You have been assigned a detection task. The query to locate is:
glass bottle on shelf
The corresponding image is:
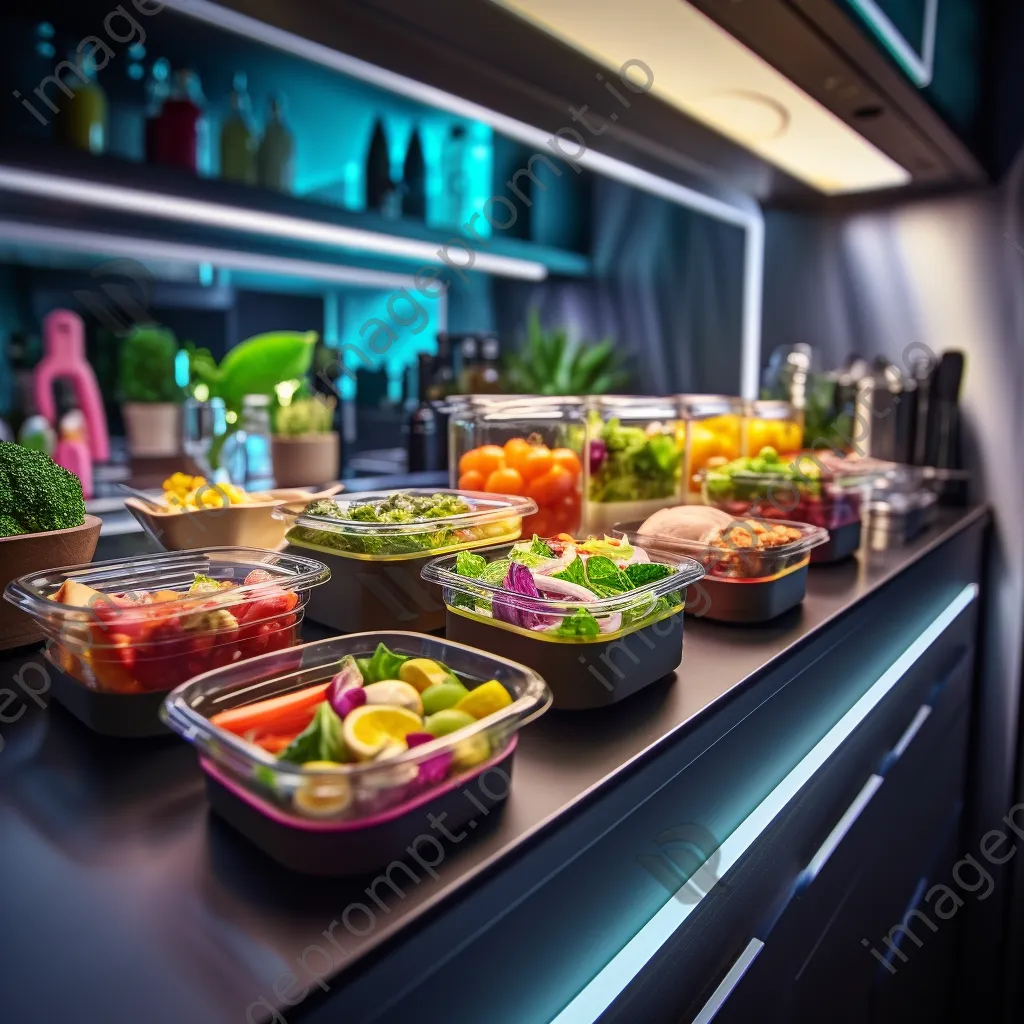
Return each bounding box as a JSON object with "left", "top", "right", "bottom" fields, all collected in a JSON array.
[
  {"left": 407, "top": 352, "right": 441, "bottom": 472},
  {"left": 144, "top": 59, "right": 171, "bottom": 164},
  {"left": 457, "top": 336, "right": 480, "bottom": 394},
  {"left": 402, "top": 126, "right": 427, "bottom": 220},
  {"left": 257, "top": 93, "right": 295, "bottom": 192},
  {"left": 440, "top": 125, "right": 469, "bottom": 228},
  {"left": 478, "top": 336, "right": 502, "bottom": 393},
  {"left": 53, "top": 50, "right": 107, "bottom": 155},
  {"left": 365, "top": 118, "right": 396, "bottom": 216},
  {"left": 153, "top": 68, "right": 205, "bottom": 173},
  {"left": 428, "top": 333, "right": 457, "bottom": 400},
  {"left": 220, "top": 71, "right": 257, "bottom": 184}
]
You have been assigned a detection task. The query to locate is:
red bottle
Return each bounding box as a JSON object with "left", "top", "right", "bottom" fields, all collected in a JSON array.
[{"left": 153, "top": 69, "right": 205, "bottom": 173}]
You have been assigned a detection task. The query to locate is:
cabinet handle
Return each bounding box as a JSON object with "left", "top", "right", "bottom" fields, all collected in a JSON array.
[
  {"left": 691, "top": 938, "right": 764, "bottom": 1024},
  {"left": 799, "top": 774, "right": 884, "bottom": 886},
  {"left": 887, "top": 704, "right": 932, "bottom": 765}
]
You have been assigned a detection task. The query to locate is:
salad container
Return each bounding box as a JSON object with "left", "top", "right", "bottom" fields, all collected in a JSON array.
[
  {"left": 700, "top": 448, "right": 883, "bottom": 563},
  {"left": 743, "top": 399, "right": 803, "bottom": 457},
  {"left": 679, "top": 395, "right": 745, "bottom": 499},
  {"left": 162, "top": 632, "right": 551, "bottom": 875},
  {"left": 3, "top": 547, "right": 329, "bottom": 737},
  {"left": 618, "top": 518, "right": 828, "bottom": 623},
  {"left": 279, "top": 490, "right": 536, "bottom": 634},
  {"left": 422, "top": 536, "right": 705, "bottom": 709},
  {"left": 450, "top": 396, "right": 585, "bottom": 538},
  {"left": 584, "top": 396, "right": 685, "bottom": 535}
]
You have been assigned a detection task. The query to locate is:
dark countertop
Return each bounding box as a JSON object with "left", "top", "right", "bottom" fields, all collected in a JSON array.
[{"left": 0, "top": 506, "right": 988, "bottom": 1024}]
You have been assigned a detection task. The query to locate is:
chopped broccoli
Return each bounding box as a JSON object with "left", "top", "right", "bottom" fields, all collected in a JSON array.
[{"left": 0, "top": 441, "right": 86, "bottom": 538}]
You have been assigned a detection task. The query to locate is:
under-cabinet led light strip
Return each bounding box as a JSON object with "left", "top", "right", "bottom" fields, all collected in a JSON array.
[
  {"left": 847, "top": 0, "right": 938, "bottom": 88},
  {"left": 0, "top": 167, "right": 549, "bottom": 282},
  {"left": 551, "top": 582, "right": 978, "bottom": 1023},
  {"left": 159, "top": 0, "right": 765, "bottom": 398},
  {"left": 0, "top": 220, "right": 424, "bottom": 291}
]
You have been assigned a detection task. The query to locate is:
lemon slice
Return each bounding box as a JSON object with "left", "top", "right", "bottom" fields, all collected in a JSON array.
[
  {"left": 454, "top": 680, "right": 513, "bottom": 721},
  {"left": 343, "top": 705, "right": 423, "bottom": 761},
  {"left": 399, "top": 658, "right": 452, "bottom": 693},
  {"left": 293, "top": 763, "right": 352, "bottom": 818}
]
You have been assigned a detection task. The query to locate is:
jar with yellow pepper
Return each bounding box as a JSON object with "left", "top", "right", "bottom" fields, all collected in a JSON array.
[
  {"left": 743, "top": 400, "right": 803, "bottom": 458},
  {"left": 678, "top": 395, "right": 745, "bottom": 500}
]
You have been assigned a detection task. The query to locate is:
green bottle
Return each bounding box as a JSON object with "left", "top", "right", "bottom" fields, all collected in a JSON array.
[
  {"left": 257, "top": 93, "right": 295, "bottom": 193},
  {"left": 219, "top": 71, "right": 256, "bottom": 184}
]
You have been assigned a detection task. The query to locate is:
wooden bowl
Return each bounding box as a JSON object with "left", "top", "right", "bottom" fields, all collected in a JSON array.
[
  {"left": 124, "top": 485, "right": 343, "bottom": 552},
  {"left": 0, "top": 515, "right": 102, "bottom": 651}
]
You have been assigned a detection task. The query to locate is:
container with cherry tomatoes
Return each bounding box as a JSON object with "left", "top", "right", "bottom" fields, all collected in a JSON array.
[
  {"left": 678, "top": 395, "right": 746, "bottom": 500},
  {"left": 583, "top": 396, "right": 686, "bottom": 534},
  {"left": 450, "top": 397, "right": 586, "bottom": 539}
]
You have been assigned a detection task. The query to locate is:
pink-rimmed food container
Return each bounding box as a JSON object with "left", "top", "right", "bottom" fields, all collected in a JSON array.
[{"left": 161, "top": 632, "right": 551, "bottom": 875}]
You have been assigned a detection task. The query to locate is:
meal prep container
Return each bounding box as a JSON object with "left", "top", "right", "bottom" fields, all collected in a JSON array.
[
  {"left": 449, "top": 396, "right": 585, "bottom": 538},
  {"left": 743, "top": 399, "right": 804, "bottom": 457},
  {"left": 161, "top": 632, "right": 552, "bottom": 875},
  {"left": 422, "top": 543, "right": 705, "bottom": 709},
  {"left": 279, "top": 490, "right": 536, "bottom": 634},
  {"left": 4, "top": 547, "right": 330, "bottom": 737},
  {"left": 700, "top": 456, "right": 880, "bottom": 563},
  {"left": 866, "top": 490, "right": 938, "bottom": 549},
  {"left": 617, "top": 519, "right": 828, "bottom": 623},
  {"left": 678, "top": 395, "right": 745, "bottom": 499},
  {"left": 584, "top": 396, "right": 685, "bottom": 535}
]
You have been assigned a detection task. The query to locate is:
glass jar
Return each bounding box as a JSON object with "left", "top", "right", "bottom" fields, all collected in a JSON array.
[
  {"left": 744, "top": 399, "right": 803, "bottom": 457},
  {"left": 448, "top": 396, "right": 585, "bottom": 538},
  {"left": 679, "top": 395, "right": 745, "bottom": 500},
  {"left": 584, "top": 396, "right": 685, "bottom": 534}
]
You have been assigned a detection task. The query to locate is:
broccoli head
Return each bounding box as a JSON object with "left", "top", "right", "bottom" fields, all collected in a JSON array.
[{"left": 0, "top": 441, "right": 86, "bottom": 538}]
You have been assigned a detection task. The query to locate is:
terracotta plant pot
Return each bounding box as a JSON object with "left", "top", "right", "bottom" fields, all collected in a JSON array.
[
  {"left": 0, "top": 516, "right": 102, "bottom": 651},
  {"left": 122, "top": 402, "right": 181, "bottom": 457},
  {"left": 271, "top": 433, "right": 340, "bottom": 489}
]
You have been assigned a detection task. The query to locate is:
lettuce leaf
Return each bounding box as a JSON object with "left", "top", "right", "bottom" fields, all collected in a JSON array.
[
  {"left": 277, "top": 702, "right": 346, "bottom": 764},
  {"left": 455, "top": 550, "right": 487, "bottom": 578},
  {"left": 363, "top": 642, "right": 410, "bottom": 683},
  {"left": 553, "top": 556, "right": 587, "bottom": 588},
  {"left": 624, "top": 562, "right": 674, "bottom": 588},
  {"left": 554, "top": 608, "right": 601, "bottom": 637},
  {"left": 584, "top": 555, "right": 632, "bottom": 594}
]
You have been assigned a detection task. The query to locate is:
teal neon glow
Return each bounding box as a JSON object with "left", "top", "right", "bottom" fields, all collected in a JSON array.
[
  {"left": 550, "top": 582, "right": 978, "bottom": 1023},
  {"left": 847, "top": 0, "right": 937, "bottom": 88}
]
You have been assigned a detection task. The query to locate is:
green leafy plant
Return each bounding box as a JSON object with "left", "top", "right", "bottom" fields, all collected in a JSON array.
[
  {"left": 274, "top": 393, "right": 337, "bottom": 436},
  {"left": 505, "top": 309, "right": 629, "bottom": 396},
  {"left": 119, "top": 326, "right": 184, "bottom": 404}
]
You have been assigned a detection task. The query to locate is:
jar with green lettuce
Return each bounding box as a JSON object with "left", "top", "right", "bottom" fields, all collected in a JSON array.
[{"left": 583, "top": 397, "right": 684, "bottom": 534}]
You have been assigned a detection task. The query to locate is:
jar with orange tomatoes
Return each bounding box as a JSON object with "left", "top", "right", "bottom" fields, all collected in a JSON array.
[
  {"left": 743, "top": 400, "right": 803, "bottom": 458},
  {"left": 450, "top": 397, "right": 586, "bottom": 538},
  {"left": 583, "top": 396, "right": 685, "bottom": 534},
  {"left": 679, "top": 395, "right": 745, "bottom": 502}
]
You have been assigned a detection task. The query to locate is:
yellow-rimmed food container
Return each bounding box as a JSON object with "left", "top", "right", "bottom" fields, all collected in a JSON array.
[
  {"left": 743, "top": 399, "right": 803, "bottom": 457},
  {"left": 278, "top": 489, "right": 536, "bottom": 633},
  {"left": 421, "top": 534, "right": 704, "bottom": 709}
]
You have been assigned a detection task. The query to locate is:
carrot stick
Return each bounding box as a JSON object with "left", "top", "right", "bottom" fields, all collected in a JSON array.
[
  {"left": 211, "top": 681, "right": 330, "bottom": 735},
  {"left": 254, "top": 734, "right": 298, "bottom": 754}
]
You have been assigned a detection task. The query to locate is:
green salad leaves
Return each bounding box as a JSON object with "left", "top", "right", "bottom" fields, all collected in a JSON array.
[{"left": 588, "top": 416, "right": 682, "bottom": 504}]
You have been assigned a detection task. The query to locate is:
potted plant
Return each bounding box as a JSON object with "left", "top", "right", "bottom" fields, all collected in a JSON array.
[
  {"left": 271, "top": 389, "right": 339, "bottom": 488},
  {"left": 119, "top": 326, "right": 184, "bottom": 456}
]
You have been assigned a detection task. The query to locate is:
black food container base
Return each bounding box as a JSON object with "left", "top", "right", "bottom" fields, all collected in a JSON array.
[
  {"left": 201, "top": 744, "right": 517, "bottom": 876},
  {"left": 445, "top": 611, "right": 684, "bottom": 710},
  {"left": 292, "top": 547, "right": 446, "bottom": 634},
  {"left": 809, "top": 520, "right": 861, "bottom": 564},
  {"left": 688, "top": 565, "right": 809, "bottom": 624}
]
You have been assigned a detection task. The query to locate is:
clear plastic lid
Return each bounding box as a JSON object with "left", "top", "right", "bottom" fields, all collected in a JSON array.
[
  {"left": 588, "top": 394, "right": 680, "bottom": 422},
  {"left": 619, "top": 518, "right": 828, "bottom": 580},
  {"left": 422, "top": 538, "right": 705, "bottom": 639},
  {"left": 5, "top": 547, "right": 329, "bottom": 631},
  {"left": 161, "top": 632, "right": 552, "bottom": 824},
  {"left": 277, "top": 489, "right": 537, "bottom": 561},
  {"left": 678, "top": 394, "right": 745, "bottom": 420},
  {"left": 746, "top": 399, "right": 798, "bottom": 421}
]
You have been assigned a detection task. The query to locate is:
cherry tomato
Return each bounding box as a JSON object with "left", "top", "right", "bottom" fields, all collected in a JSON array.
[
  {"left": 521, "top": 446, "right": 553, "bottom": 481},
  {"left": 467, "top": 445, "right": 506, "bottom": 477},
  {"left": 502, "top": 437, "right": 533, "bottom": 474},
  {"left": 485, "top": 467, "right": 525, "bottom": 495},
  {"left": 458, "top": 470, "right": 486, "bottom": 491},
  {"left": 550, "top": 447, "right": 581, "bottom": 478},
  {"left": 530, "top": 464, "right": 574, "bottom": 505}
]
